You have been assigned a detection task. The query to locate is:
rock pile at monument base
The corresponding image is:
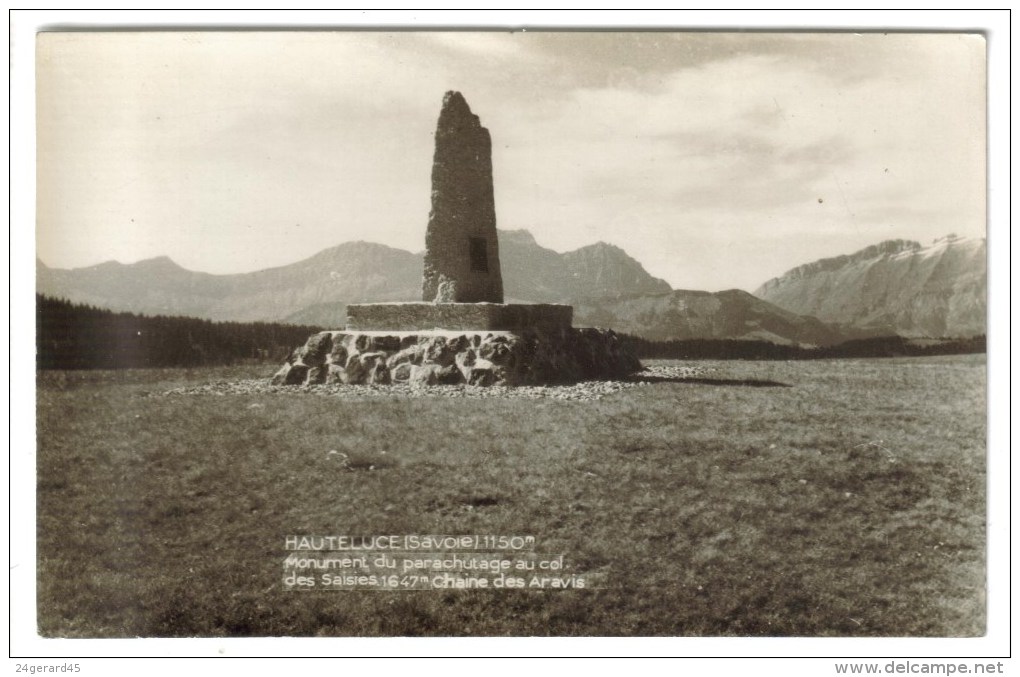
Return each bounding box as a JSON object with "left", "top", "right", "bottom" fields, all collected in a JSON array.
[{"left": 271, "top": 328, "right": 641, "bottom": 387}]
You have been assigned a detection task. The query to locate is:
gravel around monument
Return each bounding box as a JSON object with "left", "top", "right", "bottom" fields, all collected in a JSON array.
[{"left": 159, "top": 363, "right": 708, "bottom": 401}]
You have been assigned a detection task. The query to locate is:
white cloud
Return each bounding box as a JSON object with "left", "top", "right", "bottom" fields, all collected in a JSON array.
[
  {"left": 490, "top": 41, "right": 985, "bottom": 289},
  {"left": 36, "top": 32, "right": 986, "bottom": 291}
]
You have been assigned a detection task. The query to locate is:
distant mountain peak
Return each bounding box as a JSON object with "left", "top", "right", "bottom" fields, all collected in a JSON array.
[
  {"left": 68, "top": 255, "right": 186, "bottom": 273},
  {"left": 498, "top": 229, "right": 538, "bottom": 246},
  {"left": 133, "top": 255, "right": 183, "bottom": 269},
  {"left": 928, "top": 233, "right": 982, "bottom": 248},
  {"left": 929, "top": 233, "right": 983, "bottom": 246},
  {"left": 755, "top": 235, "right": 986, "bottom": 338},
  {"left": 314, "top": 240, "right": 412, "bottom": 257},
  {"left": 574, "top": 240, "right": 624, "bottom": 253},
  {"left": 561, "top": 241, "right": 672, "bottom": 299},
  {"left": 773, "top": 240, "right": 921, "bottom": 281}
]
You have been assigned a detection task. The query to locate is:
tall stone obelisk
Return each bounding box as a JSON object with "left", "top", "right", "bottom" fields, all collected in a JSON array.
[
  {"left": 421, "top": 91, "right": 504, "bottom": 304},
  {"left": 273, "top": 89, "right": 641, "bottom": 387}
]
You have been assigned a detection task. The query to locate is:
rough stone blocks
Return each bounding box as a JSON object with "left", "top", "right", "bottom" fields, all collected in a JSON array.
[{"left": 271, "top": 328, "right": 641, "bottom": 387}]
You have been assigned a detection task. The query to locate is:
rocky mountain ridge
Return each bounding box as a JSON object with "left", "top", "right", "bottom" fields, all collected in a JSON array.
[{"left": 754, "top": 235, "right": 985, "bottom": 337}]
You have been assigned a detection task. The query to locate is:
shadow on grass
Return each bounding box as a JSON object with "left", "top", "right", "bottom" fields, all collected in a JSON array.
[{"left": 632, "top": 375, "right": 792, "bottom": 388}]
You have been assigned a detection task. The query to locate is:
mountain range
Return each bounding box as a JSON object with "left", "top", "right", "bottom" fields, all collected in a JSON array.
[
  {"left": 37, "top": 230, "right": 986, "bottom": 346},
  {"left": 755, "top": 235, "right": 986, "bottom": 338}
]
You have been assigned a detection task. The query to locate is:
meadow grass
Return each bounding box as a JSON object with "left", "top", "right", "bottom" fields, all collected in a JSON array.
[{"left": 36, "top": 356, "right": 986, "bottom": 637}]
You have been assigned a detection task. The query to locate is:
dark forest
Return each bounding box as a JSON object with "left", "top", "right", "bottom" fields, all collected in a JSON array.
[{"left": 36, "top": 295, "right": 322, "bottom": 370}]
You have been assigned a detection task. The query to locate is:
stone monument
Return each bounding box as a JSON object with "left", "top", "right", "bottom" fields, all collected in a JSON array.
[
  {"left": 272, "top": 91, "right": 640, "bottom": 387},
  {"left": 422, "top": 91, "right": 503, "bottom": 304}
]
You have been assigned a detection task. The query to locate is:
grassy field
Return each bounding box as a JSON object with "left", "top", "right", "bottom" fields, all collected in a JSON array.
[{"left": 36, "top": 356, "right": 986, "bottom": 637}]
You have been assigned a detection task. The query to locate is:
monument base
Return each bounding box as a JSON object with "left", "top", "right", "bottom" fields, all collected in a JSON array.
[
  {"left": 271, "top": 327, "right": 640, "bottom": 387},
  {"left": 345, "top": 302, "right": 572, "bottom": 332}
]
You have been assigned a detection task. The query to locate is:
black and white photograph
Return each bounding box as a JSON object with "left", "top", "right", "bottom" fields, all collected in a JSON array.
[{"left": 12, "top": 10, "right": 1009, "bottom": 667}]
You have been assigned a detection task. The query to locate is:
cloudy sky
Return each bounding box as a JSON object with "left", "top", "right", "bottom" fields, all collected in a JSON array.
[{"left": 35, "top": 30, "right": 986, "bottom": 291}]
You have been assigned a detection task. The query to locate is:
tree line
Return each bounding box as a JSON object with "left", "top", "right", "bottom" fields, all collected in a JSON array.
[
  {"left": 621, "top": 334, "right": 986, "bottom": 360},
  {"left": 36, "top": 294, "right": 985, "bottom": 370},
  {"left": 37, "top": 295, "right": 322, "bottom": 370}
]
